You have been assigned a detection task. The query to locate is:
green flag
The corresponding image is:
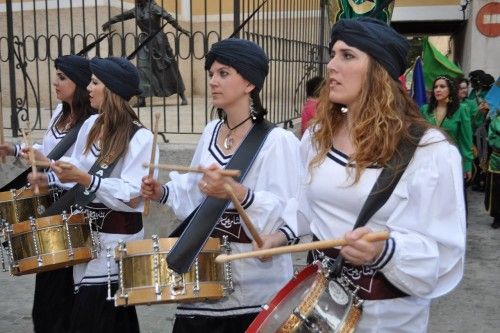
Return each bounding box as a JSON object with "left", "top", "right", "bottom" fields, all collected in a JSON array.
[{"left": 422, "top": 37, "right": 463, "bottom": 90}]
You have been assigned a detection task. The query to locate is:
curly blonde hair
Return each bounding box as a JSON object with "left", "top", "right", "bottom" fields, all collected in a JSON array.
[{"left": 310, "top": 58, "right": 430, "bottom": 183}]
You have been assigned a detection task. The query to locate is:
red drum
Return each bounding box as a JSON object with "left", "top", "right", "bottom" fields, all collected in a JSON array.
[{"left": 247, "top": 262, "right": 362, "bottom": 333}]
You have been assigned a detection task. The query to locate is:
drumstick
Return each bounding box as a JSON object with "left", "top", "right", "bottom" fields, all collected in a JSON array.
[
  {"left": 215, "top": 230, "right": 390, "bottom": 263},
  {"left": 0, "top": 89, "right": 5, "bottom": 163},
  {"left": 224, "top": 183, "right": 263, "bottom": 247},
  {"left": 22, "top": 125, "right": 39, "bottom": 195},
  {"left": 143, "top": 163, "right": 241, "bottom": 178},
  {"left": 144, "top": 112, "right": 160, "bottom": 216},
  {"left": 34, "top": 160, "right": 73, "bottom": 170}
]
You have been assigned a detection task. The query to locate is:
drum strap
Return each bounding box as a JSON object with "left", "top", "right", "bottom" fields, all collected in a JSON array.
[
  {"left": 330, "top": 124, "right": 426, "bottom": 278},
  {"left": 167, "top": 120, "right": 275, "bottom": 274},
  {"left": 41, "top": 123, "right": 142, "bottom": 217},
  {"left": 0, "top": 118, "right": 87, "bottom": 191}
]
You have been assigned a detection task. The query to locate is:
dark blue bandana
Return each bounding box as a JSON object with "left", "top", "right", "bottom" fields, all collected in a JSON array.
[
  {"left": 205, "top": 38, "right": 269, "bottom": 92},
  {"left": 330, "top": 17, "right": 409, "bottom": 80},
  {"left": 89, "top": 57, "right": 142, "bottom": 101}
]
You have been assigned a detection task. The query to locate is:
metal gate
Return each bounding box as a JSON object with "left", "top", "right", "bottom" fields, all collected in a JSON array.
[{"left": 0, "top": 0, "right": 329, "bottom": 140}]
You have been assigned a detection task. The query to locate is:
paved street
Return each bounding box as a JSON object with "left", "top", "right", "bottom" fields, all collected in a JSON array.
[{"left": 0, "top": 185, "right": 498, "bottom": 332}]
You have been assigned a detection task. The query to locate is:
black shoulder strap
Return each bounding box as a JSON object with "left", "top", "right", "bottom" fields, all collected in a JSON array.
[
  {"left": 42, "top": 123, "right": 142, "bottom": 217},
  {"left": 330, "top": 124, "right": 426, "bottom": 277},
  {"left": 0, "top": 120, "right": 87, "bottom": 191},
  {"left": 167, "top": 120, "right": 275, "bottom": 274}
]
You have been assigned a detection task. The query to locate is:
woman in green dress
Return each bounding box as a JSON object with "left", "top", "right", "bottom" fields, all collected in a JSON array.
[
  {"left": 421, "top": 75, "right": 473, "bottom": 181},
  {"left": 486, "top": 112, "right": 500, "bottom": 228}
]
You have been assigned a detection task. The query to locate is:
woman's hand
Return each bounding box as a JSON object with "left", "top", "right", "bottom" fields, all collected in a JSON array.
[
  {"left": 0, "top": 143, "right": 15, "bottom": 157},
  {"left": 464, "top": 171, "right": 472, "bottom": 182},
  {"left": 19, "top": 147, "right": 49, "bottom": 165},
  {"left": 27, "top": 172, "right": 49, "bottom": 188},
  {"left": 198, "top": 164, "right": 247, "bottom": 200},
  {"left": 140, "top": 176, "right": 163, "bottom": 202},
  {"left": 51, "top": 161, "right": 91, "bottom": 186},
  {"left": 478, "top": 101, "right": 490, "bottom": 114},
  {"left": 340, "top": 227, "right": 386, "bottom": 266},
  {"left": 252, "top": 231, "right": 288, "bottom": 262}
]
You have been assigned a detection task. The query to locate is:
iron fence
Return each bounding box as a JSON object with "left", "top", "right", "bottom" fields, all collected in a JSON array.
[{"left": 0, "top": 0, "right": 329, "bottom": 139}]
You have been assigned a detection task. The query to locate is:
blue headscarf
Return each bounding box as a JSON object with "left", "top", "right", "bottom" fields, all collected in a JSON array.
[
  {"left": 205, "top": 38, "right": 269, "bottom": 92},
  {"left": 330, "top": 17, "right": 409, "bottom": 80},
  {"left": 55, "top": 55, "right": 92, "bottom": 89},
  {"left": 89, "top": 57, "right": 142, "bottom": 101}
]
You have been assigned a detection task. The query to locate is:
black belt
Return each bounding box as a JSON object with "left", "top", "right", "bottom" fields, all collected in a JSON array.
[
  {"left": 85, "top": 203, "right": 142, "bottom": 234},
  {"left": 309, "top": 235, "right": 408, "bottom": 301}
]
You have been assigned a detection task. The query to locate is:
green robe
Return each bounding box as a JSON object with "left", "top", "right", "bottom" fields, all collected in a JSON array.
[
  {"left": 488, "top": 114, "right": 500, "bottom": 172},
  {"left": 421, "top": 103, "right": 473, "bottom": 172},
  {"left": 462, "top": 98, "right": 484, "bottom": 134}
]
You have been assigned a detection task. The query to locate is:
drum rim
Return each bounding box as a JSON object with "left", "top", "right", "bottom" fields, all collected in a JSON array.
[
  {"left": 246, "top": 263, "right": 319, "bottom": 332},
  {"left": 0, "top": 186, "right": 50, "bottom": 201}
]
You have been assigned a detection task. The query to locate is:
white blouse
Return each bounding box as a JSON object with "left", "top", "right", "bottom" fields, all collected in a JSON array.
[
  {"left": 281, "top": 128, "right": 466, "bottom": 332},
  {"left": 163, "top": 119, "right": 301, "bottom": 316}
]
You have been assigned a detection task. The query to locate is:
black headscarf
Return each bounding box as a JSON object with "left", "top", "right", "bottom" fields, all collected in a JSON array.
[
  {"left": 89, "top": 57, "right": 142, "bottom": 101},
  {"left": 205, "top": 38, "right": 269, "bottom": 92},
  {"left": 330, "top": 17, "right": 409, "bottom": 80},
  {"left": 54, "top": 55, "right": 92, "bottom": 89}
]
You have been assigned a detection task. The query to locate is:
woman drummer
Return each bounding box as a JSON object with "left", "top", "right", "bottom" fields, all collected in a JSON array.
[
  {"left": 1, "top": 55, "right": 94, "bottom": 332},
  {"left": 140, "top": 38, "right": 301, "bottom": 332},
  {"left": 0, "top": 55, "right": 94, "bottom": 185},
  {"left": 261, "top": 17, "right": 466, "bottom": 332},
  {"left": 30, "top": 56, "right": 157, "bottom": 332}
]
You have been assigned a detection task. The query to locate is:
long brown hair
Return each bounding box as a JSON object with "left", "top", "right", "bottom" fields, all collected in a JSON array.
[
  {"left": 310, "top": 58, "right": 431, "bottom": 183},
  {"left": 56, "top": 85, "right": 95, "bottom": 131},
  {"left": 84, "top": 88, "right": 142, "bottom": 164}
]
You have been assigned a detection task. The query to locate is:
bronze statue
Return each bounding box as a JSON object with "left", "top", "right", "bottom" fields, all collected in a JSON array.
[{"left": 102, "top": 0, "right": 190, "bottom": 106}]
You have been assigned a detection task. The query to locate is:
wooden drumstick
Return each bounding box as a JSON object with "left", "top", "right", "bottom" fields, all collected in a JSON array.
[
  {"left": 143, "top": 163, "right": 241, "bottom": 178},
  {"left": 224, "top": 183, "right": 263, "bottom": 247},
  {"left": 22, "top": 125, "right": 39, "bottom": 195},
  {"left": 0, "top": 89, "right": 5, "bottom": 163},
  {"left": 215, "top": 230, "right": 390, "bottom": 263},
  {"left": 144, "top": 112, "right": 160, "bottom": 216},
  {"left": 34, "top": 160, "right": 72, "bottom": 170}
]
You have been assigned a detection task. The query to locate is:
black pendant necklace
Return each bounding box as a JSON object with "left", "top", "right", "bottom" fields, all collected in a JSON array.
[{"left": 223, "top": 116, "right": 252, "bottom": 150}]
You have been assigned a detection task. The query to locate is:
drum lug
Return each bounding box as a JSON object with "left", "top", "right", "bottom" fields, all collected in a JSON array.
[
  {"left": 10, "top": 189, "right": 20, "bottom": 224},
  {"left": 106, "top": 246, "right": 114, "bottom": 302},
  {"left": 193, "top": 257, "right": 200, "bottom": 295},
  {"left": 2, "top": 222, "right": 17, "bottom": 271},
  {"left": 62, "top": 211, "right": 75, "bottom": 258},
  {"left": 221, "top": 235, "right": 234, "bottom": 295},
  {"left": 0, "top": 221, "right": 7, "bottom": 272},
  {"left": 292, "top": 308, "right": 321, "bottom": 332},
  {"left": 338, "top": 274, "right": 364, "bottom": 308},
  {"left": 29, "top": 217, "right": 43, "bottom": 268},
  {"left": 152, "top": 235, "right": 163, "bottom": 299},
  {"left": 117, "top": 240, "right": 129, "bottom": 301},
  {"left": 87, "top": 215, "right": 100, "bottom": 258}
]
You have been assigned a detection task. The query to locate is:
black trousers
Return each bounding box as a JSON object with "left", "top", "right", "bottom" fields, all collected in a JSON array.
[
  {"left": 173, "top": 313, "right": 258, "bottom": 333},
  {"left": 485, "top": 171, "right": 500, "bottom": 219},
  {"left": 68, "top": 284, "right": 139, "bottom": 333},
  {"left": 32, "top": 267, "right": 74, "bottom": 333}
]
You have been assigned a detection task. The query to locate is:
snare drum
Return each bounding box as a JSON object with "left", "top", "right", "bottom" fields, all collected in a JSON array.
[
  {"left": 247, "top": 261, "right": 362, "bottom": 333},
  {"left": 111, "top": 235, "right": 233, "bottom": 307},
  {"left": 0, "top": 187, "right": 54, "bottom": 224},
  {"left": 3, "top": 212, "right": 96, "bottom": 275}
]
